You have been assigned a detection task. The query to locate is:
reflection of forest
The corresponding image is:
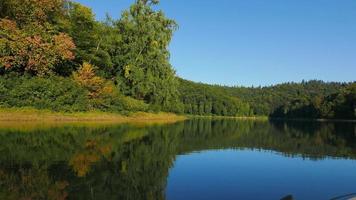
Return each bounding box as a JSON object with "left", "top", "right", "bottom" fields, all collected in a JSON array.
[
  {"left": 0, "top": 120, "right": 355, "bottom": 199},
  {"left": 179, "top": 120, "right": 356, "bottom": 159}
]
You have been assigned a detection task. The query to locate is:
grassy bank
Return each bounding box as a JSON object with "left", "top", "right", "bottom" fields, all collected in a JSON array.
[{"left": 0, "top": 108, "right": 186, "bottom": 123}]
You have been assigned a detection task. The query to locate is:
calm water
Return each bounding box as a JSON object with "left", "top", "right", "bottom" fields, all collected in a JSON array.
[{"left": 0, "top": 120, "right": 356, "bottom": 200}]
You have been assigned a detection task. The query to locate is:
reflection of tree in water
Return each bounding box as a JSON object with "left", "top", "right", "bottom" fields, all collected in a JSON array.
[
  {"left": 0, "top": 120, "right": 355, "bottom": 199},
  {"left": 267, "top": 120, "right": 356, "bottom": 159},
  {"left": 0, "top": 124, "right": 183, "bottom": 199},
  {"left": 179, "top": 119, "right": 356, "bottom": 159},
  {"left": 68, "top": 124, "right": 182, "bottom": 200},
  {"left": 69, "top": 138, "right": 112, "bottom": 177}
]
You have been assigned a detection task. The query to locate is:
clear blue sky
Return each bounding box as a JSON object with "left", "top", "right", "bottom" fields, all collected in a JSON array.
[{"left": 75, "top": 0, "right": 356, "bottom": 86}]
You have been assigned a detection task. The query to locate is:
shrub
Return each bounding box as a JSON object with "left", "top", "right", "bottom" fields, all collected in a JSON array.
[
  {"left": 0, "top": 76, "right": 89, "bottom": 111},
  {"left": 0, "top": 80, "right": 8, "bottom": 107},
  {"left": 0, "top": 72, "right": 150, "bottom": 113}
]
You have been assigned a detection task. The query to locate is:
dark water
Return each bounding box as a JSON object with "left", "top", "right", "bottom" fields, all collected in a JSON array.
[{"left": 0, "top": 120, "right": 356, "bottom": 200}]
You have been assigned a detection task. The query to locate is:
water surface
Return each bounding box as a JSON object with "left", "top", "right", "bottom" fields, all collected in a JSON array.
[{"left": 0, "top": 119, "right": 355, "bottom": 200}]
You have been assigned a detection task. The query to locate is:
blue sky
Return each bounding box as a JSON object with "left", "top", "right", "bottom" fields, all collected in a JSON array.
[{"left": 75, "top": 0, "right": 356, "bottom": 86}]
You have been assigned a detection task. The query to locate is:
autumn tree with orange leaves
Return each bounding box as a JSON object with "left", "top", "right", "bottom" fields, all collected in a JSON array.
[{"left": 0, "top": 0, "right": 75, "bottom": 76}]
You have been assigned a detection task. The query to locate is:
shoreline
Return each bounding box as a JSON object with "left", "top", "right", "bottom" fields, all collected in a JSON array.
[
  {"left": 0, "top": 108, "right": 354, "bottom": 124},
  {"left": 0, "top": 108, "right": 186, "bottom": 123}
]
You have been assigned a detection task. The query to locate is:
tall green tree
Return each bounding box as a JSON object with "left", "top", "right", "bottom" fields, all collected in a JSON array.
[
  {"left": 111, "top": 0, "right": 180, "bottom": 111},
  {"left": 58, "top": 2, "right": 114, "bottom": 76}
]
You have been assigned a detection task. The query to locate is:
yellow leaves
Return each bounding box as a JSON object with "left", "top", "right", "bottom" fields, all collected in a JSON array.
[
  {"left": 73, "top": 62, "right": 122, "bottom": 109},
  {"left": 73, "top": 62, "right": 105, "bottom": 98},
  {"left": 74, "top": 63, "right": 116, "bottom": 97},
  {"left": 73, "top": 62, "right": 100, "bottom": 85}
]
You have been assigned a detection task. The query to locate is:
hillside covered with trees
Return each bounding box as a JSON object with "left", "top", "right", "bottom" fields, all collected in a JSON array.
[
  {"left": 0, "top": 0, "right": 355, "bottom": 119},
  {"left": 219, "top": 81, "right": 356, "bottom": 119}
]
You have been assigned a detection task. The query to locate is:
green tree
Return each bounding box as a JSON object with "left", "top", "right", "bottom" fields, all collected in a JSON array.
[
  {"left": 111, "top": 0, "right": 179, "bottom": 110},
  {"left": 59, "top": 2, "right": 114, "bottom": 76}
]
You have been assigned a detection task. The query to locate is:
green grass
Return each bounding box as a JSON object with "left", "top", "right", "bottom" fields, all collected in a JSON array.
[{"left": 0, "top": 107, "right": 186, "bottom": 125}]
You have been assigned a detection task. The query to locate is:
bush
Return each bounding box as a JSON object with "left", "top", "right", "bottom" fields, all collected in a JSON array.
[
  {"left": 0, "top": 81, "right": 8, "bottom": 107},
  {"left": 0, "top": 76, "right": 90, "bottom": 111},
  {"left": 0, "top": 75, "right": 149, "bottom": 113},
  {"left": 118, "top": 95, "right": 149, "bottom": 112},
  {"left": 89, "top": 83, "right": 149, "bottom": 112}
]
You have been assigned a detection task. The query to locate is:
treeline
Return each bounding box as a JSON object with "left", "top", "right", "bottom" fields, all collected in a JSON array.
[
  {"left": 178, "top": 79, "right": 252, "bottom": 116},
  {"left": 218, "top": 80, "right": 355, "bottom": 119},
  {"left": 219, "top": 80, "right": 344, "bottom": 115},
  {"left": 0, "top": 0, "right": 354, "bottom": 118},
  {"left": 0, "top": 0, "right": 182, "bottom": 113},
  {"left": 0, "top": 0, "right": 256, "bottom": 116},
  {"left": 178, "top": 79, "right": 355, "bottom": 119},
  {"left": 270, "top": 83, "right": 356, "bottom": 119}
]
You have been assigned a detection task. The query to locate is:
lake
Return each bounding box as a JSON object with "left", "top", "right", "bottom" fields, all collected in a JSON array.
[{"left": 0, "top": 119, "right": 355, "bottom": 200}]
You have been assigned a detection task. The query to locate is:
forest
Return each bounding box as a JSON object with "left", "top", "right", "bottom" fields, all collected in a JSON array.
[
  {"left": 0, "top": 0, "right": 355, "bottom": 119},
  {"left": 221, "top": 81, "right": 356, "bottom": 119}
]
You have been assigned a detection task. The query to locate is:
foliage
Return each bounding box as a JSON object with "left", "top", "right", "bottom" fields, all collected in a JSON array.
[
  {"left": 0, "top": 19, "right": 75, "bottom": 76},
  {"left": 0, "top": 0, "right": 353, "bottom": 118},
  {"left": 0, "top": 75, "right": 149, "bottom": 113},
  {"left": 177, "top": 79, "right": 354, "bottom": 118},
  {"left": 112, "top": 0, "right": 179, "bottom": 109},
  {"left": 0, "top": 75, "right": 89, "bottom": 111},
  {"left": 73, "top": 62, "right": 148, "bottom": 112},
  {"left": 0, "top": 0, "right": 64, "bottom": 26},
  {"left": 58, "top": 2, "right": 114, "bottom": 75},
  {"left": 0, "top": 0, "right": 184, "bottom": 114},
  {"left": 217, "top": 80, "right": 348, "bottom": 117},
  {"left": 73, "top": 62, "right": 106, "bottom": 99},
  {"left": 270, "top": 82, "right": 356, "bottom": 119},
  {"left": 0, "top": 0, "right": 76, "bottom": 76},
  {"left": 179, "top": 79, "right": 252, "bottom": 116}
]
